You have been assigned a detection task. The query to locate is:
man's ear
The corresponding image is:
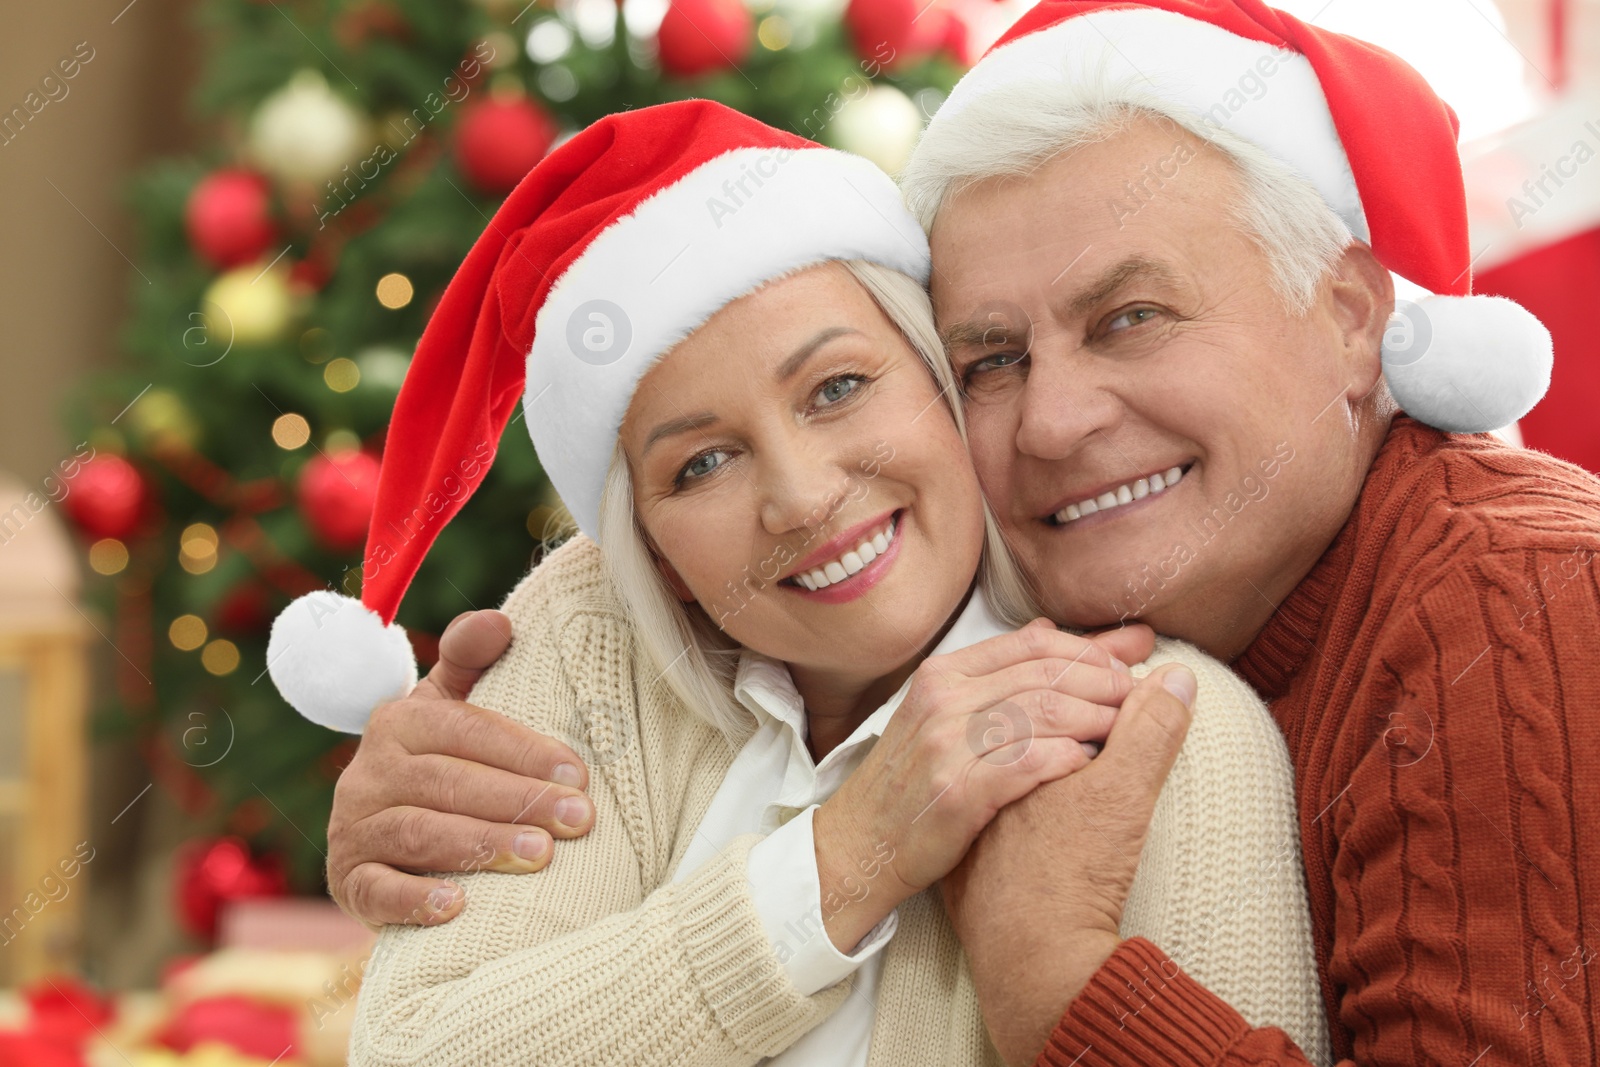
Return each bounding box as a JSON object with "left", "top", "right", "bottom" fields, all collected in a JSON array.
[{"left": 1326, "top": 240, "right": 1395, "bottom": 398}]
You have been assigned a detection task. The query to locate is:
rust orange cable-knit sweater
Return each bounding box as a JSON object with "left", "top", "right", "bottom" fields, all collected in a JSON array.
[{"left": 1040, "top": 417, "right": 1600, "bottom": 1067}]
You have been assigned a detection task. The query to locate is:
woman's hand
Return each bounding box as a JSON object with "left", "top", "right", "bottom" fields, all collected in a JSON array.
[{"left": 812, "top": 618, "right": 1151, "bottom": 952}]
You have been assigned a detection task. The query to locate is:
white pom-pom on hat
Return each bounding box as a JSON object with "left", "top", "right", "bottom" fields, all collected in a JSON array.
[
  {"left": 267, "top": 590, "right": 418, "bottom": 734},
  {"left": 1381, "top": 293, "right": 1554, "bottom": 435}
]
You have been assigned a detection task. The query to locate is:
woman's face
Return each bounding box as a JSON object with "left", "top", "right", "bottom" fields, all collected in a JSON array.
[{"left": 620, "top": 263, "right": 986, "bottom": 681}]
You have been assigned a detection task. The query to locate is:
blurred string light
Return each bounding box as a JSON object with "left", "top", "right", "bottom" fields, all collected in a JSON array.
[
  {"left": 179, "top": 522, "right": 219, "bottom": 575},
  {"left": 759, "top": 14, "right": 794, "bottom": 51},
  {"left": 271, "top": 413, "right": 310, "bottom": 450},
  {"left": 565, "top": 0, "right": 618, "bottom": 48},
  {"left": 540, "top": 66, "right": 581, "bottom": 101},
  {"left": 526, "top": 18, "right": 575, "bottom": 63},
  {"left": 375, "top": 272, "right": 414, "bottom": 309},
  {"left": 1261, "top": 0, "right": 1536, "bottom": 141},
  {"left": 622, "top": 0, "right": 670, "bottom": 39},
  {"left": 89, "top": 538, "right": 128, "bottom": 575},
  {"left": 202, "top": 638, "right": 241, "bottom": 676},
  {"left": 324, "top": 357, "right": 361, "bottom": 393},
  {"left": 169, "top": 614, "right": 208, "bottom": 651}
]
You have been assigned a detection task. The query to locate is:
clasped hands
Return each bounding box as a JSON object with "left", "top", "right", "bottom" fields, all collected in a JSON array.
[{"left": 324, "top": 610, "right": 1195, "bottom": 1066}]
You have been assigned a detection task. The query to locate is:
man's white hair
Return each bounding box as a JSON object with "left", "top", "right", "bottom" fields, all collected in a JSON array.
[{"left": 900, "top": 75, "right": 1354, "bottom": 313}]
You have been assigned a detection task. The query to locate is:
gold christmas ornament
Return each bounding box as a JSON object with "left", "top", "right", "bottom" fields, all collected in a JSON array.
[
  {"left": 248, "top": 70, "right": 370, "bottom": 186},
  {"left": 203, "top": 263, "right": 294, "bottom": 347}
]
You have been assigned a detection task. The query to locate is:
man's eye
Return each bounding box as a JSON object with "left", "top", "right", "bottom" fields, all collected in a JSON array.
[
  {"left": 815, "top": 374, "right": 865, "bottom": 407},
  {"left": 962, "top": 351, "right": 1027, "bottom": 385},
  {"left": 677, "top": 449, "right": 729, "bottom": 484},
  {"left": 1106, "top": 307, "right": 1161, "bottom": 332}
]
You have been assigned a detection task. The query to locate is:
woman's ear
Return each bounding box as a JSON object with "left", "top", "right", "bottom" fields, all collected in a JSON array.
[{"left": 1326, "top": 240, "right": 1396, "bottom": 398}]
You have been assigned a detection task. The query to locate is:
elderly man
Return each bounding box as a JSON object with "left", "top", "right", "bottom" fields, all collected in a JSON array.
[{"left": 309, "top": 2, "right": 1598, "bottom": 1065}]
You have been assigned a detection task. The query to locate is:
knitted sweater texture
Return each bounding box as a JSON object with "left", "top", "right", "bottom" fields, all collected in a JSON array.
[
  {"left": 1041, "top": 417, "right": 1600, "bottom": 1066},
  {"left": 348, "top": 536, "right": 1329, "bottom": 1066}
]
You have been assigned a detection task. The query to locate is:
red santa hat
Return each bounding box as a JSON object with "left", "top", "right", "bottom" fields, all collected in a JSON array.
[
  {"left": 267, "top": 100, "right": 929, "bottom": 732},
  {"left": 915, "top": 0, "right": 1552, "bottom": 435}
]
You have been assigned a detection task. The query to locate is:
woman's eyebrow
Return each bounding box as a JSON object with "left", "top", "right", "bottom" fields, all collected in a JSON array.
[
  {"left": 642, "top": 411, "right": 719, "bottom": 457},
  {"left": 776, "top": 326, "right": 862, "bottom": 382}
]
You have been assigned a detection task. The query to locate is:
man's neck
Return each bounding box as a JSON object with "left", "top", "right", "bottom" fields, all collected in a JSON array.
[{"left": 1157, "top": 409, "right": 1396, "bottom": 662}]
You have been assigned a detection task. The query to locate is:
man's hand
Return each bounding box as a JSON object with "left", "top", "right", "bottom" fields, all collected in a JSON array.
[
  {"left": 327, "top": 609, "right": 594, "bottom": 929},
  {"left": 940, "top": 662, "right": 1195, "bottom": 1066}
]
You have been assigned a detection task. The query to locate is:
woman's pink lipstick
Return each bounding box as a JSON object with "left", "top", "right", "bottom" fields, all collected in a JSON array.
[{"left": 780, "top": 509, "right": 904, "bottom": 605}]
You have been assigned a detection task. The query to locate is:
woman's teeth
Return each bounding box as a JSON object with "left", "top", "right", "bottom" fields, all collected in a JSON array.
[
  {"left": 793, "top": 515, "right": 897, "bottom": 591},
  {"left": 1054, "top": 466, "right": 1188, "bottom": 525}
]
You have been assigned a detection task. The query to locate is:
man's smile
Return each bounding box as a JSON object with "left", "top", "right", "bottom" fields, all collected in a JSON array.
[{"left": 1041, "top": 461, "right": 1196, "bottom": 528}]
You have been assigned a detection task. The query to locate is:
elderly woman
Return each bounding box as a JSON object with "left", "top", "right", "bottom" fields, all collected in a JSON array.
[{"left": 268, "top": 101, "right": 1328, "bottom": 1066}]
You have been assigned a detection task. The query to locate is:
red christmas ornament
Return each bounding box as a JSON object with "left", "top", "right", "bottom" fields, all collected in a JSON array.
[
  {"left": 173, "top": 836, "right": 289, "bottom": 941},
  {"left": 185, "top": 169, "right": 278, "bottom": 270},
  {"left": 844, "top": 0, "right": 946, "bottom": 69},
  {"left": 297, "top": 449, "right": 381, "bottom": 552},
  {"left": 941, "top": 7, "right": 979, "bottom": 66},
  {"left": 289, "top": 244, "right": 337, "bottom": 292},
  {"left": 215, "top": 580, "right": 273, "bottom": 635},
  {"left": 20, "top": 976, "right": 114, "bottom": 1048},
  {"left": 657, "top": 0, "right": 754, "bottom": 78},
  {"left": 454, "top": 97, "right": 558, "bottom": 195},
  {"left": 157, "top": 996, "right": 299, "bottom": 1061},
  {"left": 0, "top": 1032, "right": 84, "bottom": 1067},
  {"left": 62, "top": 454, "right": 147, "bottom": 540}
]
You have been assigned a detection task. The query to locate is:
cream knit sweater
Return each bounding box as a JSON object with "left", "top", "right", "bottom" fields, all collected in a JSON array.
[{"left": 348, "top": 536, "right": 1331, "bottom": 1067}]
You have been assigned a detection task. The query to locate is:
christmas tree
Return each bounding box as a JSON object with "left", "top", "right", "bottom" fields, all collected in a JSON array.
[{"left": 64, "top": 0, "right": 986, "bottom": 890}]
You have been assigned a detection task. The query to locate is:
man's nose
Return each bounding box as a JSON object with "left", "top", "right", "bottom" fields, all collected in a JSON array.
[{"left": 1014, "top": 352, "right": 1121, "bottom": 461}]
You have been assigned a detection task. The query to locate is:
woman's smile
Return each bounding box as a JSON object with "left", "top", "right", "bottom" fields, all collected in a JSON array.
[{"left": 779, "top": 508, "right": 905, "bottom": 603}]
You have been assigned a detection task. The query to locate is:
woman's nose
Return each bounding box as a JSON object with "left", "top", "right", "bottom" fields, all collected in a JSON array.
[{"left": 756, "top": 445, "right": 861, "bottom": 537}]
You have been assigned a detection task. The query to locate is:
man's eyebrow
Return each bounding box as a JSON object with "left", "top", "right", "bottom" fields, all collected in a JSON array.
[
  {"left": 940, "top": 256, "right": 1182, "bottom": 349},
  {"left": 642, "top": 411, "right": 719, "bottom": 458},
  {"left": 776, "top": 326, "right": 861, "bottom": 382},
  {"left": 1061, "top": 256, "right": 1181, "bottom": 319},
  {"left": 942, "top": 318, "right": 1029, "bottom": 350}
]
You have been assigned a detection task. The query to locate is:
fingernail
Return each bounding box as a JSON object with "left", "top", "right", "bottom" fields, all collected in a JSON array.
[
  {"left": 513, "top": 832, "right": 549, "bottom": 862},
  {"left": 426, "top": 885, "right": 461, "bottom": 914},
  {"left": 556, "top": 795, "right": 592, "bottom": 828},
  {"left": 1081, "top": 741, "right": 1102, "bottom": 759},
  {"left": 1110, "top": 657, "right": 1131, "bottom": 675},
  {"left": 1161, "top": 666, "right": 1197, "bottom": 707},
  {"left": 551, "top": 762, "right": 583, "bottom": 788}
]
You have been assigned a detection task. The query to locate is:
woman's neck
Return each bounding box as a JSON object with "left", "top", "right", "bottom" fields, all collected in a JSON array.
[{"left": 788, "top": 583, "right": 976, "bottom": 762}]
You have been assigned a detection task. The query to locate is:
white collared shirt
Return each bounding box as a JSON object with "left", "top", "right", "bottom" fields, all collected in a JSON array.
[{"left": 669, "top": 583, "right": 1012, "bottom": 1066}]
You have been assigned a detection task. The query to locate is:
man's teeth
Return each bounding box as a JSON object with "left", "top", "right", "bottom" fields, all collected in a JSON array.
[
  {"left": 1054, "top": 466, "right": 1186, "bottom": 525},
  {"left": 794, "top": 516, "right": 896, "bottom": 591}
]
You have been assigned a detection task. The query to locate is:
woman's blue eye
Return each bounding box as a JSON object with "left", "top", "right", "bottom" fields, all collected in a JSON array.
[
  {"left": 679, "top": 449, "right": 728, "bottom": 483},
  {"left": 817, "top": 375, "right": 863, "bottom": 406}
]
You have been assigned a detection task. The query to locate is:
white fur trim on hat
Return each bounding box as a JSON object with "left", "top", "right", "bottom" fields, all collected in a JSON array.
[
  {"left": 1382, "top": 292, "right": 1553, "bottom": 434},
  {"left": 525, "top": 146, "right": 930, "bottom": 541},
  {"left": 927, "top": 8, "right": 1369, "bottom": 241},
  {"left": 267, "top": 591, "right": 419, "bottom": 734}
]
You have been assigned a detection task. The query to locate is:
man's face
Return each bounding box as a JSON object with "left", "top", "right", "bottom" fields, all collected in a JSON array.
[{"left": 929, "top": 117, "right": 1382, "bottom": 656}]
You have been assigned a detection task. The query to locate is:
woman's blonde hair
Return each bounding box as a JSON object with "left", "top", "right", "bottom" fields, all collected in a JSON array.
[{"left": 594, "top": 259, "right": 1041, "bottom": 740}]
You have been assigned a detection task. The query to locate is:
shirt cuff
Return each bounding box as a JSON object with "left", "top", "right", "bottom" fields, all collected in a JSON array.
[{"left": 746, "top": 805, "right": 898, "bottom": 997}]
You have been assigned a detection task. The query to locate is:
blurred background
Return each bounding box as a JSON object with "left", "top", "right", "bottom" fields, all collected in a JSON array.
[{"left": 0, "top": 0, "right": 1594, "bottom": 1062}]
